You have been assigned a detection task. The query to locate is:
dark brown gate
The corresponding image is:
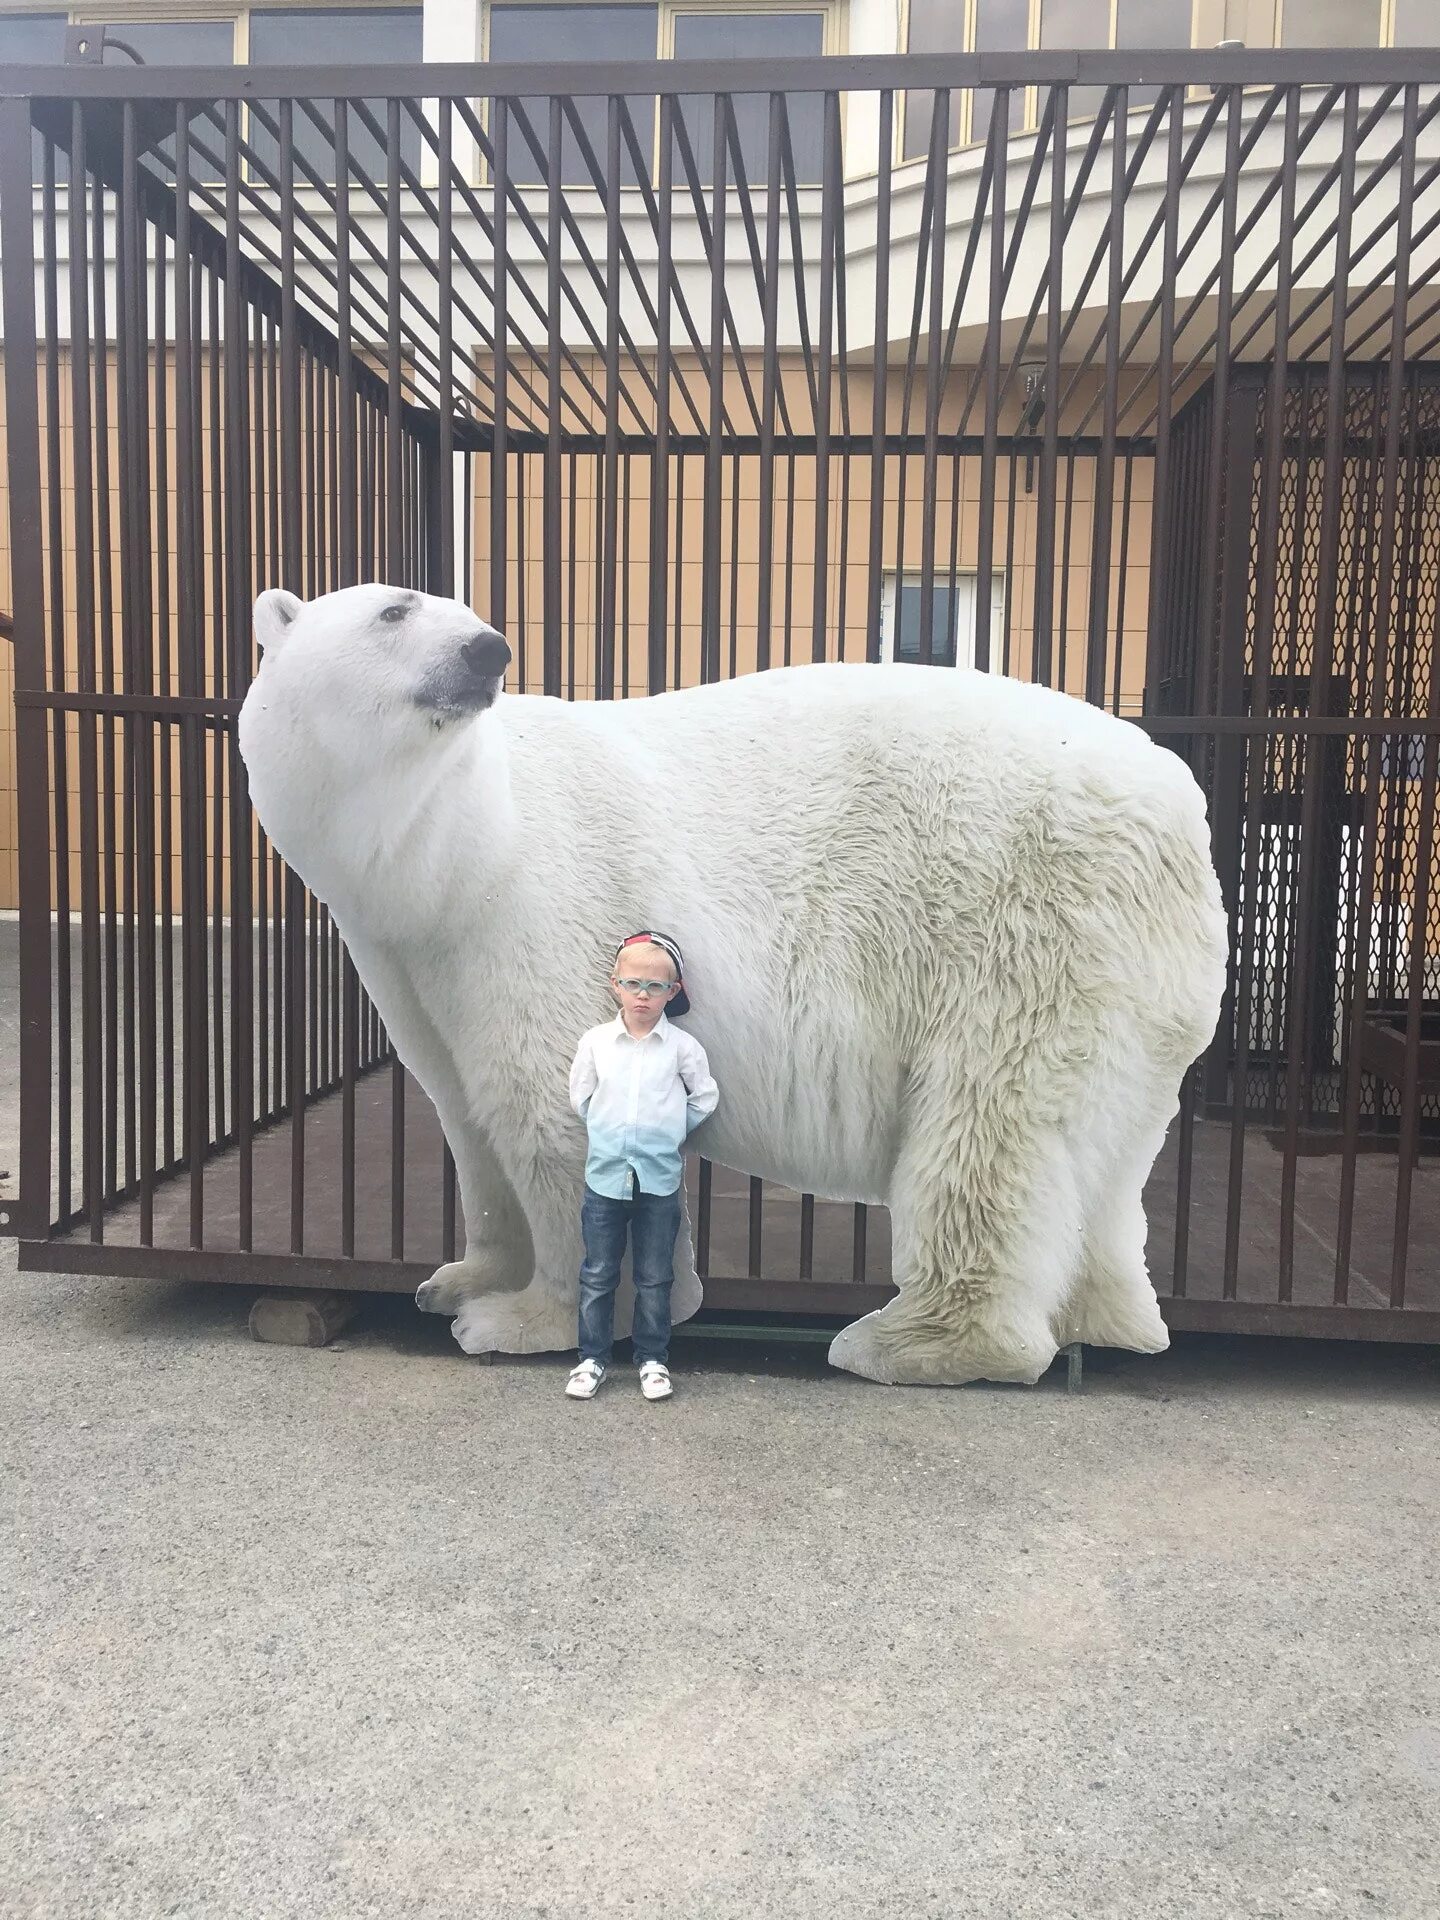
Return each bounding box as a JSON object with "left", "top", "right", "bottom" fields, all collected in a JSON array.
[{"left": 3, "top": 50, "right": 1438, "bottom": 1342}]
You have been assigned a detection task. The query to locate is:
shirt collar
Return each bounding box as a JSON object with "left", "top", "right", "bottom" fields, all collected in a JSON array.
[{"left": 612, "top": 1011, "right": 669, "bottom": 1041}]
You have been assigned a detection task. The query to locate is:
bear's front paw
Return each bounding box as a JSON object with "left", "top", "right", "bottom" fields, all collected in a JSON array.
[
  {"left": 416, "top": 1251, "right": 525, "bottom": 1316},
  {"left": 828, "top": 1304, "right": 1055, "bottom": 1387},
  {"left": 450, "top": 1291, "right": 576, "bottom": 1357}
]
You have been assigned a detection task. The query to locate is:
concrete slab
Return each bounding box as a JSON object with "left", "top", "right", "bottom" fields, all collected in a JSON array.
[{"left": 2, "top": 1240, "right": 1438, "bottom": 1920}]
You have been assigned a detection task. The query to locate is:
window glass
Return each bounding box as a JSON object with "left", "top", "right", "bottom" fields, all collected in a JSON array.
[
  {"left": 1280, "top": 0, "right": 1382, "bottom": 45},
  {"left": 1113, "top": 0, "right": 1194, "bottom": 41},
  {"left": 488, "top": 5, "right": 659, "bottom": 187},
  {"left": 1393, "top": 0, "right": 1440, "bottom": 40},
  {"left": 1113, "top": 0, "right": 1193, "bottom": 121},
  {"left": 248, "top": 9, "right": 423, "bottom": 185},
  {"left": 903, "top": 0, "right": 963, "bottom": 162},
  {"left": 1038, "top": 0, "right": 1106, "bottom": 124},
  {"left": 95, "top": 19, "right": 236, "bottom": 62},
  {"left": 904, "top": 0, "right": 1027, "bottom": 160},
  {"left": 673, "top": 11, "right": 826, "bottom": 186},
  {"left": 887, "top": 574, "right": 1006, "bottom": 670},
  {"left": 894, "top": 580, "right": 963, "bottom": 667},
  {"left": 0, "top": 10, "right": 67, "bottom": 175},
  {"left": 0, "top": 11, "right": 67, "bottom": 59},
  {"left": 969, "top": 0, "right": 1031, "bottom": 154},
  {"left": 104, "top": 21, "right": 236, "bottom": 180}
]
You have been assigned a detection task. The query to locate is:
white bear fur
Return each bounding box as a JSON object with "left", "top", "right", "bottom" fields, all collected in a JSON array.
[{"left": 238, "top": 583, "right": 1228, "bottom": 1386}]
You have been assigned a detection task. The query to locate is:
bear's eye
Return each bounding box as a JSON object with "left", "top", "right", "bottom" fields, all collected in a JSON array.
[{"left": 380, "top": 603, "right": 408, "bottom": 626}]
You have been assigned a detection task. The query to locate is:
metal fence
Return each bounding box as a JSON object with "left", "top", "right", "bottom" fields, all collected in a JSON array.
[{"left": 2, "top": 50, "right": 1439, "bottom": 1341}]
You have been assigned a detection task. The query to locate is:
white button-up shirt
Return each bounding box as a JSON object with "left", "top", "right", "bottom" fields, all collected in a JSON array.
[{"left": 568, "top": 1013, "right": 720, "bottom": 1198}]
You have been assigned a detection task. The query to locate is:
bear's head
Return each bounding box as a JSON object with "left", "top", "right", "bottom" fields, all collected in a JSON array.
[
  {"left": 249, "top": 584, "right": 511, "bottom": 743},
  {"left": 240, "top": 584, "right": 513, "bottom": 895}
]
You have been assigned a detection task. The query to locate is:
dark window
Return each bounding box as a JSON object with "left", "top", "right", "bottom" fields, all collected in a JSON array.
[
  {"left": 887, "top": 572, "right": 1006, "bottom": 669},
  {"left": 93, "top": 18, "right": 236, "bottom": 63},
  {"left": 1281, "top": 0, "right": 1382, "bottom": 45},
  {"left": 1038, "top": 0, "right": 1107, "bottom": 126},
  {"left": 0, "top": 12, "right": 68, "bottom": 176},
  {"left": 487, "top": 4, "right": 659, "bottom": 187},
  {"left": 1394, "top": 0, "right": 1440, "bottom": 40},
  {"left": 904, "top": 0, "right": 1028, "bottom": 161},
  {"left": 968, "top": 0, "right": 1030, "bottom": 154},
  {"left": 673, "top": 11, "right": 826, "bottom": 187},
  {"left": 0, "top": 10, "right": 66, "bottom": 60},
  {"left": 247, "top": 8, "right": 424, "bottom": 186},
  {"left": 1113, "top": 0, "right": 1193, "bottom": 121},
  {"left": 895, "top": 584, "right": 960, "bottom": 667}
]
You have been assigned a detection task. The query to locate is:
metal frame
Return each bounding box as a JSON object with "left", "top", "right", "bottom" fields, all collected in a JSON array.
[{"left": 3, "top": 52, "right": 1439, "bottom": 1341}]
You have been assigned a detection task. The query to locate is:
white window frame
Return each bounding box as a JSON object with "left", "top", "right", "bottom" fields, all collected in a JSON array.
[
  {"left": 477, "top": 0, "right": 842, "bottom": 186},
  {"left": 879, "top": 568, "right": 1007, "bottom": 671},
  {"left": 899, "top": 0, "right": 1205, "bottom": 162}
]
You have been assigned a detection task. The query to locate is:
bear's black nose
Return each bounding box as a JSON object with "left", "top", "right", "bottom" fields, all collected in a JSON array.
[{"left": 461, "top": 630, "right": 511, "bottom": 679}]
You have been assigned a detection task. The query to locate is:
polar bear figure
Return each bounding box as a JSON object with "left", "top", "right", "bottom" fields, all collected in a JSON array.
[{"left": 238, "top": 583, "right": 1227, "bottom": 1387}]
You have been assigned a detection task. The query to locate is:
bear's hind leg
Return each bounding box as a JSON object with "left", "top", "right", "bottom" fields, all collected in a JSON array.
[
  {"left": 1059, "top": 1089, "right": 1174, "bottom": 1356},
  {"left": 829, "top": 1100, "right": 1084, "bottom": 1388}
]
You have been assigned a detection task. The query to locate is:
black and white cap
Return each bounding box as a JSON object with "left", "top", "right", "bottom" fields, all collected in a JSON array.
[{"left": 614, "top": 929, "right": 691, "bottom": 1017}]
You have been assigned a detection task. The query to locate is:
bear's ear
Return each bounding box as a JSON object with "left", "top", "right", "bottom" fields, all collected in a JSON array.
[{"left": 254, "top": 588, "right": 303, "bottom": 655}]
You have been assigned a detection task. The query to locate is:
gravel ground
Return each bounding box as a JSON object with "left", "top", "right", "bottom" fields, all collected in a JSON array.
[{"left": 2, "top": 1244, "right": 1438, "bottom": 1920}]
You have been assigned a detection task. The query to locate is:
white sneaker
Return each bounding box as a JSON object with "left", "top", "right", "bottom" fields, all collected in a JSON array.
[
  {"left": 565, "top": 1359, "right": 607, "bottom": 1399},
  {"left": 638, "top": 1361, "right": 673, "bottom": 1401}
]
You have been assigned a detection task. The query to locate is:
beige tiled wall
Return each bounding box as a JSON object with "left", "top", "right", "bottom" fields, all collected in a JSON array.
[{"left": 4, "top": 347, "right": 1155, "bottom": 911}]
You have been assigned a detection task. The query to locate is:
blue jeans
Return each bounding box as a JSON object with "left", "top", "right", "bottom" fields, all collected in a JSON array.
[{"left": 577, "top": 1182, "right": 682, "bottom": 1367}]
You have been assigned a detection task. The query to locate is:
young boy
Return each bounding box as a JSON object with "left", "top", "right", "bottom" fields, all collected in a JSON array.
[{"left": 564, "top": 931, "right": 719, "bottom": 1402}]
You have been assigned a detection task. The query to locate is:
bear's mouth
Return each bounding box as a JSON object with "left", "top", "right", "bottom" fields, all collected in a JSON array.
[
  {"left": 414, "top": 630, "right": 512, "bottom": 725},
  {"left": 414, "top": 676, "right": 503, "bottom": 725}
]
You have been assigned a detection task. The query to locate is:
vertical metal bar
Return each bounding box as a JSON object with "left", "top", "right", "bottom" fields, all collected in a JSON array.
[
  {"left": 331, "top": 99, "right": 360, "bottom": 1256},
  {"left": 1033, "top": 85, "right": 1067, "bottom": 689},
  {"left": 866, "top": 92, "right": 894, "bottom": 662},
  {"left": 1143, "top": 87, "right": 1183, "bottom": 709},
  {"left": 601, "top": 94, "right": 622, "bottom": 700},
  {"left": 1001, "top": 447, "right": 1018, "bottom": 677},
  {"left": 114, "top": 115, "right": 140, "bottom": 1212},
  {"left": 544, "top": 95, "right": 564, "bottom": 698},
  {"left": 207, "top": 269, "right": 225, "bottom": 1161},
  {"left": 174, "top": 113, "right": 208, "bottom": 1245},
  {"left": 0, "top": 99, "right": 53, "bottom": 1241},
  {"left": 40, "top": 138, "right": 71, "bottom": 1229},
  {"left": 1337, "top": 84, "right": 1417, "bottom": 1304},
  {"left": 697, "top": 1158, "right": 712, "bottom": 1276},
  {"left": 1086, "top": 87, "right": 1126, "bottom": 707},
  {"left": 702, "top": 96, "right": 728, "bottom": 685},
  {"left": 68, "top": 107, "right": 104, "bottom": 1239},
  {"left": 812, "top": 91, "right": 840, "bottom": 664},
  {"left": 1391, "top": 727, "right": 1437, "bottom": 1305},
  {"left": 128, "top": 107, "right": 159, "bottom": 1239},
  {"left": 156, "top": 229, "right": 177, "bottom": 1169},
  {"left": 566, "top": 449, "right": 578, "bottom": 701},
  {"left": 1223, "top": 89, "right": 1301, "bottom": 1303},
  {"left": 755, "top": 93, "right": 783, "bottom": 674},
  {"left": 782, "top": 450, "right": 797, "bottom": 667},
  {"left": 917, "top": 90, "right": 950, "bottom": 667},
  {"left": 278, "top": 99, "right": 307, "bottom": 1251},
  {"left": 671, "top": 449, "right": 685, "bottom": 689},
  {"left": 95, "top": 168, "right": 120, "bottom": 1206},
  {"left": 1110, "top": 454, "right": 1134, "bottom": 715},
  {"left": 975, "top": 92, "right": 1009, "bottom": 674},
  {"left": 223, "top": 98, "right": 254, "bottom": 1249},
  {"left": 491, "top": 97, "right": 510, "bottom": 635},
  {"left": 1279, "top": 86, "right": 1358, "bottom": 1301},
  {"left": 648, "top": 95, "right": 675, "bottom": 697}
]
